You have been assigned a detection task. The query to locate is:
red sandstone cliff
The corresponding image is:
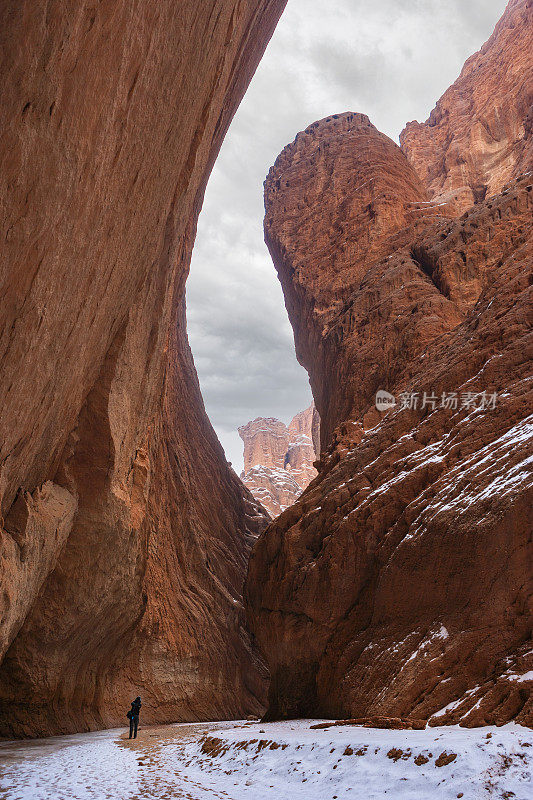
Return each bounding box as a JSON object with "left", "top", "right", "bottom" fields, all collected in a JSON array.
[
  {"left": 247, "top": 0, "right": 533, "bottom": 727},
  {"left": 239, "top": 406, "right": 318, "bottom": 516},
  {"left": 0, "top": 0, "right": 286, "bottom": 737},
  {"left": 401, "top": 0, "right": 533, "bottom": 213},
  {"left": 240, "top": 418, "right": 291, "bottom": 475}
]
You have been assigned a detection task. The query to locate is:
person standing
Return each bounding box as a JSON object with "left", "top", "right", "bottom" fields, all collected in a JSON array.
[{"left": 127, "top": 696, "right": 142, "bottom": 739}]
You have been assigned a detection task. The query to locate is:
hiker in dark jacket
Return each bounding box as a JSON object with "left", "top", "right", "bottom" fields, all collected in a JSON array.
[{"left": 127, "top": 696, "right": 142, "bottom": 739}]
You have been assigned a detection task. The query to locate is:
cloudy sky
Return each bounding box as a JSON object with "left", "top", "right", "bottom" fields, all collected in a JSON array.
[{"left": 186, "top": 0, "right": 508, "bottom": 471}]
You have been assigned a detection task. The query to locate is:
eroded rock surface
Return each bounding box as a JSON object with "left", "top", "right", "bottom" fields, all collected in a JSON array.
[
  {"left": 239, "top": 406, "right": 318, "bottom": 516},
  {"left": 247, "top": 0, "right": 533, "bottom": 727},
  {"left": 0, "top": 0, "right": 286, "bottom": 737},
  {"left": 401, "top": 0, "right": 533, "bottom": 212}
]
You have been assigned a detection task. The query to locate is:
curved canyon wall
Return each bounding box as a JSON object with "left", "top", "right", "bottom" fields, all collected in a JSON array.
[
  {"left": 0, "top": 0, "right": 286, "bottom": 737},
  {"left": 247, "top": 0, "right": 533, "bottom": 727}
]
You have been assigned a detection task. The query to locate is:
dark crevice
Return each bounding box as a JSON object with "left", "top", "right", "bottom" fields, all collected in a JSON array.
[
  {"left": 472, "top": 183, "right": 488, "bottom": 204},
  {"left": 410, "top": 245, "right": 450, "bottom": 298}
]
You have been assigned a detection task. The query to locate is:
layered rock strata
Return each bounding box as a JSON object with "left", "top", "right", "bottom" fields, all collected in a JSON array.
[
  {"left": 0, "top": 0, "right": 286, "bottom": 737},
  {"left": 239, "top": 406, "right": 318, "bottom": 516},
  {"left": 247, "top": 0, "right": 533, "bottom": 727}
]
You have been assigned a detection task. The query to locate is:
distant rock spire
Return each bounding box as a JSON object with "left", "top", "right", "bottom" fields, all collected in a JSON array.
[{"left": 239, "top": 404, "right": 319, "bottom": 517}]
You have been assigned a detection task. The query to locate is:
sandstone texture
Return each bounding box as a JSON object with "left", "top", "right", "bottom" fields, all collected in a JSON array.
[
  {"left": 247, "top": 0, "right": 533, "bottom": 727},
  {"left": 0, "top": 0, "right": 286, "bottom": 737},
  {"left": 401, "top": 0, "right": 533, "bottom": 213},
  {"left": 239, "top": 405, "right": 318, "bottom": 516}
]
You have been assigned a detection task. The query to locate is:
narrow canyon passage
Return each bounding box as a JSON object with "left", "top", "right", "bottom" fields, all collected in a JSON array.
[{"left": 0, "top": 8, "right": 531, "bottom": 796}]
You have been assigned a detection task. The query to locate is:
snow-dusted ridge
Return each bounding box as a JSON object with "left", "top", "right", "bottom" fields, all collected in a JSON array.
[{"left": 182, "top": 720, "right": 533, "bottom": 799}]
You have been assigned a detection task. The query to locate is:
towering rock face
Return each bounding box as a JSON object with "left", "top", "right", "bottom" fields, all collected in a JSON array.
[
  {"left": 262, "top": 111, "right": 464, "bottom": 449},
  {"left": 240, "top": 419, "right": 291, "bottom": 475},
  {"left": 400, "top": 0, "right": 533, "bottom": 212},
  {"left": 247, "top": 0, "right": 533, "bottom": 727},
  {"left": 0, "top": 0, "right": 286, "bottom": 737},
  {"left": 289, "top": 404, "right": 321, "bottom": 462},
  {"left": 239, "top": 406, "right": 318, "bottom": 517}
]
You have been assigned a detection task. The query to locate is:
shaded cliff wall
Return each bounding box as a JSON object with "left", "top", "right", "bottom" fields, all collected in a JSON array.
[{"left": 0, "top": 0, "right": 286, "bottom": 737}]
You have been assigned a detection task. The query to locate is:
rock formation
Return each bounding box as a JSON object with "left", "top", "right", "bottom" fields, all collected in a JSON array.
[
  {"left": 240, "top": 418, "right": 291, "bottom": 475},
  {"left": 401, "top": 0, "right": 533, "bottom": 213},
  {"left": 247, "top": 0, "right": 533, "bottom": 727},
  {"left": 0, "top": 0, "right": 286, "bottom": 737},
  {"left": 239, "top": 405, "right": 318, "bottom": 516},
  {"left": 289, "top": 403, "right": 321, "bottom": 460}
]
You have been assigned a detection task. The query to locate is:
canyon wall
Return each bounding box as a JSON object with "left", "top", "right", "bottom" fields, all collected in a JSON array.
[
  {"left": 401, "top": 0, "right": 533, "bottom": 213},
  {"left": 239, "top": 405, "right": 318, "bottom": 517},
  {"left": 247, "top": 0, "right": 533, "bottom": 727},
  {"left": 0, "top": 0, "right": 286, "bottom": 737}
]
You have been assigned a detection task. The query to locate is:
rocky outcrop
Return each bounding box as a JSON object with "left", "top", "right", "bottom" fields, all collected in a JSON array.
[
  {"left": 262, "top": 112, "right": 447, "bottom": 449},
  {"left": 286, "top": 404, "right": 319, "bottom": 490},
  {"left": 247, "top": 0, "right": 532, "bottom": 727},
  {"left": 240, "top": 419, "right": 291, "bottom": 475},
  {"left": 238, "top": 465, "right": 303, "bottom": 520},
  {"left": 239, "top": 406, "right": 318, "bottom": 516},
  {"left": 400, "top": 0, "right": 533, "bottom": 213},
  {"left": 0, "top": 0, "right": 286, "bottom": 737}
]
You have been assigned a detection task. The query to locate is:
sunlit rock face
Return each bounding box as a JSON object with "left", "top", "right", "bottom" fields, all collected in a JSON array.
[
  {"left": 239, "top": 405, "right": 318, "bottom": 516},
  {"left": 400, "top": 0, "right": 533, "bottom": 213},
  {"left": 0, "top": 0, "right": 286, "bottom": 737},
  {"left": 247, "top": 0, "right": 533, "bottom": 727}
]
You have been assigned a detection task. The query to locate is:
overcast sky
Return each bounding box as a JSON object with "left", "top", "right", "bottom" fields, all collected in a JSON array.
[{"left": 186, "top": 0, "right": 508, "bottom": 472}]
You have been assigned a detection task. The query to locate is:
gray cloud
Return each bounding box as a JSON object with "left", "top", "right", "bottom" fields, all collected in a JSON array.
[{"left": 187, "top": 0, "right": 508, "bottom": 470}]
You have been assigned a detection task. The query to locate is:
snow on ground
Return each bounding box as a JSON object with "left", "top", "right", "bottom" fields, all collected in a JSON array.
[{"left": 0, "top": 719, "right": 531, "bottom": 800}]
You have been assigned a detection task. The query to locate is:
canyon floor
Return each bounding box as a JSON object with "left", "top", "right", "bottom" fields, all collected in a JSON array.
[{"left": 0, "top": 720, "right": 531, "bottom": 800}]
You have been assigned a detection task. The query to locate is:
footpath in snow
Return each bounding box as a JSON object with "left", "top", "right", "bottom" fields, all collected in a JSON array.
[{"left": 0, "top": 718, "right": 531, "bottom": 800}]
